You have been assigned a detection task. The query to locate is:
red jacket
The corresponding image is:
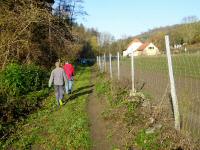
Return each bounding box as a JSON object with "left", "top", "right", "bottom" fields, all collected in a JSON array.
[{"left": 63, "top": 63, "right": 75, "bottom": 80}]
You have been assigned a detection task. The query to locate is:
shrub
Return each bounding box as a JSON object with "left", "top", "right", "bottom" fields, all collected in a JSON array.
[
  {"left": 0, "top": 63, "right": 48, "bottom": 97},
  {"left": 0, "top": 63, "right": 49, "bottom": 140}
]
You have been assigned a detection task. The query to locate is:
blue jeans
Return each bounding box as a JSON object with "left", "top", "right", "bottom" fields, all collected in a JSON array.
[{"left": 65, "top": 79, "right": 73, "bottom": 94}]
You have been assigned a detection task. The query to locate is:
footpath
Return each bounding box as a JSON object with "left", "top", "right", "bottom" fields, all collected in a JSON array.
[{"left": 87, "top": 72, "right": 113, "bottom": 150}]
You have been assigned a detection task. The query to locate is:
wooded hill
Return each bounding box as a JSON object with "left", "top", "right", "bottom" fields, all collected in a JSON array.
[
  {"left": 105, "top": 17, "right": 200, "bottom": 54},
  {"left": 0, "top": 0, "right": 99, "bottom": 69}
]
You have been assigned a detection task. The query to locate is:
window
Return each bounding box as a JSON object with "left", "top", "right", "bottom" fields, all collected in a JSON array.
[{"left": 149, "top": 47, "right": 154, "bottom": 49}]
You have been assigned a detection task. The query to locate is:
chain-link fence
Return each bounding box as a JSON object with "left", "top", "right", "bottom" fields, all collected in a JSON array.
[{"left": 97, "top": 35, "right": 200, "bottom": 139}]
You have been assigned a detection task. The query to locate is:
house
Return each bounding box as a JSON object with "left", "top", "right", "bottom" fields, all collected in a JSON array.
[
  {"left": 123, "top": 39, "right": 160, "bottom": 56},
  {"left": 123, "top": 39, "right": 143, "bottom": 56},
  {"left": 137, "top": 42, "right": 160, "bottom": 56}
]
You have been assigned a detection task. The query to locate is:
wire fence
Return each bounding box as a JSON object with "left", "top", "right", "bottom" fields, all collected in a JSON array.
[{"left": 97, "top": 35, "right": 200, "bottom": 139}]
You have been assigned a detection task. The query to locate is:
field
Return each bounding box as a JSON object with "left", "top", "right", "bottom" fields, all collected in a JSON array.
[
  {"left": 120, "top": 54, "right": 200, "bottom": 78},
  {"left": 108, "top": 53, "right": 200, "bottom": 138}
]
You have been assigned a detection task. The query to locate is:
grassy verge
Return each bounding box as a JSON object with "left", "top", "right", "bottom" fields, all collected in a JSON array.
[
  {"left": 1, "top": 66, "right": 91, "bottom": 150},
  {"left": 94, "top": 72, "right": 198, "bottom": 149}
]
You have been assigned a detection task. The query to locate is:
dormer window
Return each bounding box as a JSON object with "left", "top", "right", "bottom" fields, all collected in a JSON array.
[{"left": 149, "top": 47, "right": 154, "bottom": 49}]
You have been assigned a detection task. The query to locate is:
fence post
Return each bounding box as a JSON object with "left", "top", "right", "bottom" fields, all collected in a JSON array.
[
  {"left": 131, "top": 51, "right": 135, "bottom": 93},
  {"left": 97, "top": 56, "right": 99, "bottom": 68},
  {"left": 99, "top": 56, "right": 101, "bottom": 71},
  {"left": 100, "top": 56, "right": 103, "bottom": 73},
  {"left": 117, "top": 52, "right": 120, "bottom": 80},
  {"left": 98, "top": 56, "right": 101, "bottom": 71},
  {"left": 165, "top": 35, "right": 180, "bottom": 131},
  {"left": 101, "top": 55, "right": 104, "bottom": 72},
  {"left": 99, "top": 56, "right": 103, "bottom": 73},
  {"left": 104, "top": 53, "right": 106, "bottom": 72},
  {"left": 109, "top": 53, "right": 113, "bottom": 78}
]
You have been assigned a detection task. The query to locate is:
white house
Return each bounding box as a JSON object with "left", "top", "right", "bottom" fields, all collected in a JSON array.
[
  {"left": 123, "top": 39, "right": 143, "bottom": 56},
  {"left": 123, "top": 39, "right": 160, "bottom": 56},
  {"left": 137, "top": 42, "right": 160, "bottom": 56}
]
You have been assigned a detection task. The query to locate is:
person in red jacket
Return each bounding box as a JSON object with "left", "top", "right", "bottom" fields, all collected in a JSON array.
[{"left": 63, "top": 61, "right": 75, "bottom": 94}]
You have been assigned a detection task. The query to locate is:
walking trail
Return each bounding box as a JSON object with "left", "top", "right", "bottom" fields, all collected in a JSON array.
[{"left": 87, "top": 74, "right": 113, "bottom": 150}]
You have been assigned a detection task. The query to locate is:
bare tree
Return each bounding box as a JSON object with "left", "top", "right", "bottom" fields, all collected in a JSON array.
[
  {"left": 181, "top": 16, "right": 199, "bottom": 44},
  {"left": 182, "top": 15, "right": 199, "bottom": 24}
]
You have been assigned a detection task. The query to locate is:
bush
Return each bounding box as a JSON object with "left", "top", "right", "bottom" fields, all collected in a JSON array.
[
  {"left": 0, "top": 63, "right": 48, "bottom": 97},
  {"left": 0, "top": 63, "right": 49, "bottom": 140}
]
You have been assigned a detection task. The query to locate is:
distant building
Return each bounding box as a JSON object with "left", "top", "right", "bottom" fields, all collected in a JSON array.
[
  {"left": 138, "top": 42, "right": 160, "bottom": 56},
  {"left": 123, "top": 39, "right": 160, "bottom": 56},
  {"left": 123, "top": 39, "right": 143, "bottom": 56}
]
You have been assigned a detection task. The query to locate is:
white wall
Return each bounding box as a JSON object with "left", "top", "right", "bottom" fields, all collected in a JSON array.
[
  {"left": 123, "top": 42, "right": 143, "bottom": 56},
  {"left": 143, "top": 43, "right": 160, "bottom": 56}
]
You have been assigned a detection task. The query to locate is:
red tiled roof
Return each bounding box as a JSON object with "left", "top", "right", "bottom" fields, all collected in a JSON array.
[
  {"left": 137, "top": 42, "right": 150, "bottom": 51},
  {"left": 127, "top": 38, "right": 142, "bottom": 48}
]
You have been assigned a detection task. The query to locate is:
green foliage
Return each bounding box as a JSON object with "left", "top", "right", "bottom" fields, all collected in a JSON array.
[
  {"left": 0, "top": 63, "right": 48, "bottom": 97},
  {"left": 0, "top": 63, "right": 49, "bottom": 141},
  {"left": 135, "top": 129, "right": 159, "bottom": 150}
]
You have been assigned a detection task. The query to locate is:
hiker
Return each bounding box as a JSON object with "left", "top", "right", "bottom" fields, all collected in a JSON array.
[
  {"left": 63, "top": 61, "right": 75, "bottom": 94},
  {"left": 49, "top": 62, "right": 67, "bottom": 107}
]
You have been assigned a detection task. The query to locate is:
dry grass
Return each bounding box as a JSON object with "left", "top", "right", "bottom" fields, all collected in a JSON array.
[{"left": 95, "top": 72, "right": 199, "bottom": 149}]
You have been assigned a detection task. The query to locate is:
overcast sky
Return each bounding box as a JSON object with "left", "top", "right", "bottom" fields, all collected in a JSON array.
[{"left": 76, "top": 0, "right": 200, "bottom": 39}]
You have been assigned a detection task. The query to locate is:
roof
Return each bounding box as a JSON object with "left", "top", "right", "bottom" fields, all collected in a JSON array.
[
  {"left": 137, "top": 42, "right": 150, "bottom": 51},
  {"left": 127, "top": 38, "right": 142, "bottom": 48}
]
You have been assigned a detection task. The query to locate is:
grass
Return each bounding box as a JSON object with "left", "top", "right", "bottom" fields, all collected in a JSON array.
[
  {"left": 95, "top": 74, "right": 110, "bottom": 95},
  {"left": 121, "top": 53, "right": 200, "bottom": 78},
  {"left": 0, "top": 66, "right": 92, "bottom": 150},
  {"left": 135, "top": 129, "right": 159, "bottom": 150},
  {"left": 94, "top": 70, "right": 199, "bottom": 149}
]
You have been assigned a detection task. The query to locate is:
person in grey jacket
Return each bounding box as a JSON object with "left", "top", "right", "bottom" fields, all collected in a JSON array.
[{"left": 49, "top": 62, "right": 67, "bottom": 107}]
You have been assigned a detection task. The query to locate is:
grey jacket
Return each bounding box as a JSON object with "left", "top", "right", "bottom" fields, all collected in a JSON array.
[{"left": 49, "top": 67, "right": 67, "bottom": 87}]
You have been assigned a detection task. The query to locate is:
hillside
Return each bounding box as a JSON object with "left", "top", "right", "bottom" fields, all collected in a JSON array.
[{"left": 105, "top": 20, "right": 200, "bottom": 54}]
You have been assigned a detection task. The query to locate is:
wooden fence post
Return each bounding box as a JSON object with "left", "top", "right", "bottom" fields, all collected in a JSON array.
[
  {"left": 131, "top": 51, "right": 135, "bottom": 93},
  {"left": 109, "top": 53, "right": 112, "bottom": 78},
  {"left": 104, "top": 53, "right": 106, "bottom": 72},
  {"left": 165, "top": 35, "right": 180, "bottom": 131},
  {"left": 117, "top": 52, "right": 120, "bottom": 80}
]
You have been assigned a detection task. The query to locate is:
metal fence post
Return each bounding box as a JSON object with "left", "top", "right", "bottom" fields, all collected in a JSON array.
[
  {"left": 117, "top": 52, "right": 120, "bottom": 80},
  {"left": 109, "top": 53, "right": 112, "bottom": 78},
  {"left": 165, "top": 35, "right": 180, "bottom": 131}
]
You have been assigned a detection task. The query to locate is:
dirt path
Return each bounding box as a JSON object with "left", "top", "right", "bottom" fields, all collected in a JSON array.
[{"left": 87, "top": 76, "right": 112, "bottom": 150}]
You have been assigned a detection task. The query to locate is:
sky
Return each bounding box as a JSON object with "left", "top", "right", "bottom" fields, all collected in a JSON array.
[{"left": 76, "top": 0, "right": 200, "bottom": 39}]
